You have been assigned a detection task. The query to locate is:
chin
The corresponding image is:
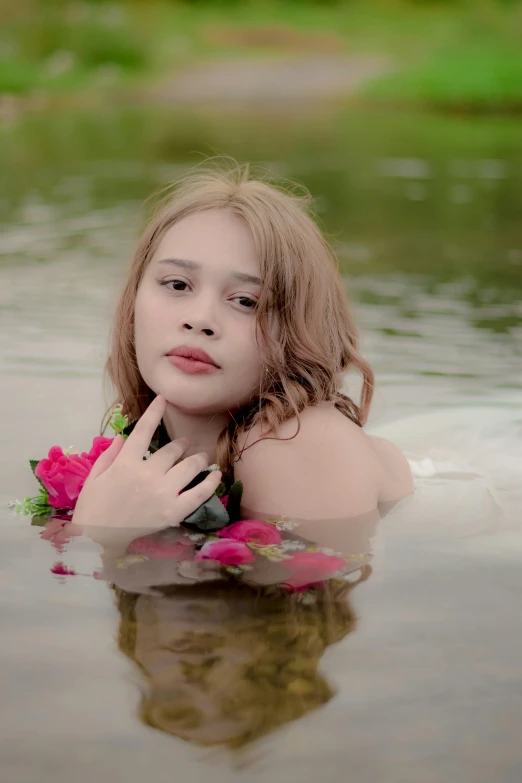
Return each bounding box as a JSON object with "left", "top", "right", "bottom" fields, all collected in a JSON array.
[{"left": 159, "top": 386, "right": 226, "bottom": 415}]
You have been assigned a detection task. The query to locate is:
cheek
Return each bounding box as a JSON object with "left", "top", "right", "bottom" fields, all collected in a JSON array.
[
  {"left": 134, "top": 285, "right": 147, "bottom": 328},
  {"left": 234, "top": 327, "right": 264, "bottom": 382},
  {"left": 134, "top": 287, "right": 164, "bottom": 347}
]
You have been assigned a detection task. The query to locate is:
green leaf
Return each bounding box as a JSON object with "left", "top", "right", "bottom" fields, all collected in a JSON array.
[
  {"left": 29, "top": 459, "right": 47, "bottom": 490},
  {"left": 214, "top": 481, "right": 227, "bottom": 498},
  {"left": 13, "top": 491, "right": 51, "bottom": 517},
  {"left": 109, "top": 404, "right": 129, "bottom": 436},
  {"left": 226, "top": 480, "right": 243, "bottom": 523},
  {"left": 183, "top": 494, "right": 230, "bottom": 531},
  {"left": 30, "top": 515, "right": 49, "bottom": 527}
]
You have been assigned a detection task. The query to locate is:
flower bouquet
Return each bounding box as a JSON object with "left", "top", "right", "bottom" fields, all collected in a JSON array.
[
  {"left": 10, "top": 407, "right": 368, "bottom": 598},
  {"left": 10, "top": 406, "right": 240, "bottom": 530},
  {"left": 10, "top": 407, "right": 129, "bottom": 522}
]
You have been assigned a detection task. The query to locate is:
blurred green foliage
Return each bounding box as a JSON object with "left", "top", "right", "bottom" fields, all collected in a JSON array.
[
  {"left": 0, "top": 1, "right": 147, "bottom": 95},
  {"left": 368, "top": 41, "right": 522, "bottom": 111},
  {"left": 2, "top": 0, "right": 522, "bottom": 112}
]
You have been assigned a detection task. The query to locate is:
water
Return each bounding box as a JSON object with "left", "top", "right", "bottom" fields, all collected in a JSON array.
[{"left": 1, "top": 104, "right": 521, "bottom": 782}]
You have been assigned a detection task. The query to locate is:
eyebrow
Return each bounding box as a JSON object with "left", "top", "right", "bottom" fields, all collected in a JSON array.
[{"left": 158, "top": 258, "right": 262, "bottom": 286}]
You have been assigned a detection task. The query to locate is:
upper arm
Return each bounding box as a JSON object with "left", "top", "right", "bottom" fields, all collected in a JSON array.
[
  {"left": 368, "top": 435, "right": 414, "bottom": 502},
  {"left": 234, "top": 407, "right": 380, "bottom": 520}
]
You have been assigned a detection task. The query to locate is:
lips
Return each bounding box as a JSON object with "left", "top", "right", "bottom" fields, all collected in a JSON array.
[{"left": 167, "top": 345, "right": 220, "bottom": 368}]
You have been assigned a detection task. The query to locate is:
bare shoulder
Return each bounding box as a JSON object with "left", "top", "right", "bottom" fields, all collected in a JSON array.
[
  {"left": 235, "top": 403, "right": 407, "bottom": 519},
  {"left": 368, "top": 434, "right": 414, "bottom": 502},
  {"left": 236, "top": 402, "right": 366, "bottom": 457}
]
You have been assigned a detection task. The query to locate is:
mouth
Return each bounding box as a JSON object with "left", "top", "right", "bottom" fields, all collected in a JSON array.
[
  {"left": 167, "top": 346, "right": 219, "bottom": 366},
  {"left": 166, "top": 345, "right": 220, "bottom": 375},
  {"left": 167, "top": 355, "right": 219, "bottom": 375}
]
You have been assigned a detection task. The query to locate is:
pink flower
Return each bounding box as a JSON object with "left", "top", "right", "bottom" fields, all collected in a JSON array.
[
  {"left": 34, "top": 437, "right": 114, "bottom": 510},
  {"left": 218, "top": 495, "right": 229, "bottom": 508},
  {"left": 50, "top": 562, "right": 77, "bottom": 576},
  {"left": 283, "top": 552, "right": 347, "bottom": 590},
  {"left": 195, "top": 539, "right": 255, "bottom": 567},
  {"left": 35, "top": 447, "right": 94, "bottom": 509},
  {"left": 85, "top": 436, "right": 113, "bottom": 463},
  {"left": 127, "top": 536, "right": 195, "bottom": 560},
  {"left": 217, "top": 519, "right": 282, "bottom": 546}
]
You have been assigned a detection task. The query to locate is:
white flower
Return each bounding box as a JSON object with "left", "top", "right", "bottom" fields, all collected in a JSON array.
[
  {"left": 275, "top": 519, "right": 299, "bottom": 531},
  {"left": 320, "top": 547, "right": 343, "bottom": 557},
  {"left": 281, "top": 540, "right": 305, "bottom": 551},
  {"left": 187, "top": 532, "right": 205, "bottom": 542}
]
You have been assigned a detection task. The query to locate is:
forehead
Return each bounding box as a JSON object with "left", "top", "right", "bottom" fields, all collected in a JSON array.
[{"left": 153, "top": 208, "right": 260, "bottom": 275}]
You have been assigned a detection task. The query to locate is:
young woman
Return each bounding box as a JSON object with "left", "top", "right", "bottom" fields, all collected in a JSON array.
[{"left": 72, "top": 163, "right": 413, "bottom": 533}]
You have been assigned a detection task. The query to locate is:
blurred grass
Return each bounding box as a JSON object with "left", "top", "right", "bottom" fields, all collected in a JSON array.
[
  {"left": 0, "top": 2, "right": 149, "bottom": 96},
  {"left": 367, "top": 42, "right": 522, "bottom": 112},
  {"left": 2, "top": 1, "right": 522, "bottom": 112}
]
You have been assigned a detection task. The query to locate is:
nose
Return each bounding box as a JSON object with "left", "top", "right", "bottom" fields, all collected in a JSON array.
[
  {"left": 183, "top": 321, "right": 214, "bottom": 336},
  {"left": 181, "top": 292, "right": 219, "bottom": 337}
]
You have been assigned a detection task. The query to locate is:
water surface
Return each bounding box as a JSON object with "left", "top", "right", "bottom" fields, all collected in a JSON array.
[{"left": 1, "top": 105, "right": 521, "bottom": 782}]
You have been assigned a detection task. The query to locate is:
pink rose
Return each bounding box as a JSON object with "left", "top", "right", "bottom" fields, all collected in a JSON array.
[
  {"left": 35, "top": 447, "right": 94, "bottom": 509},
  {"left": 85, "top": 436, "right": 113, "bottom": 463},
  {"left": 127, "top": 536, "right": 195, "bottom": 560},
  {"left": 195, "top": 539, "right": 255, "bottom": 567},
  {"left": 283, "top": 552, "right": 347, "bottom": 590},
  {"left": 217, "top": 519, "right": 282, "bottom": 546},
  {"left": 34, "top": 437, "right": 114, "bottom": 510}
]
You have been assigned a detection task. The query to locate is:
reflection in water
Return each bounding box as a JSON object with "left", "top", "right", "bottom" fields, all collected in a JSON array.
[
  {"left": 39, "top": 505, "right": 376, "bottom": 749},
  {"left": 113, "top": 579, "right": 365, "bottom": 749},
  {"left": 1, "top": 105, "right": 522, "bottom": 779}
]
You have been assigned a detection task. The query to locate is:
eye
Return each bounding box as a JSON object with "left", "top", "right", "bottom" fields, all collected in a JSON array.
[
  {"left": 233, "top": 296, "right": 257, "bottom": 310},
  {"left": 161, "top": 279, "right": 188, "bottom": 291},
  {"left": 159, "top": 279, "right": 257, "bottom": 310}
]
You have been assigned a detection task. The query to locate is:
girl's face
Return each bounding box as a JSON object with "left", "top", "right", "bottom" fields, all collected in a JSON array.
[{"left": 134, "top": 208, "right": 264, "bottom": 415}]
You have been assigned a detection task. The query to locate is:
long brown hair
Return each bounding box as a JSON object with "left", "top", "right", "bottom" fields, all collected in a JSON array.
[{"left": 105, "top": 161, "right": 374, "bottom": 481}]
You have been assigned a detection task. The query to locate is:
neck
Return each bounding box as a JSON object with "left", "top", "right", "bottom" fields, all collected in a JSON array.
[{"left": 161, "top": 404, "right": 231, "bottom": 464}]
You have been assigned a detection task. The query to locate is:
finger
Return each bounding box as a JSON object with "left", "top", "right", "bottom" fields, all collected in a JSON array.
[
  {"left": 88, "top": 435, "right": 125, "bottom": 480},
  {"left": 174, "top": 470, "right": 223, "bottom": 521},
  {"left": 166, "top": 451, "right": 210, "bottom": 491},
  {"left": 122, "top": 395, "right": 167, "bottom": 459},
  {"left": 40, "top": 518, "right": 67, "bottom": 543},
  {"left": 148, "top": 437, "right": 190, "bottom": 473}
]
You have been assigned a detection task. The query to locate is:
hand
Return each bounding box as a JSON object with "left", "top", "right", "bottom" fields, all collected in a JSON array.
[{"left": 72, "top": 395, "right": 222, "bottom": 530}]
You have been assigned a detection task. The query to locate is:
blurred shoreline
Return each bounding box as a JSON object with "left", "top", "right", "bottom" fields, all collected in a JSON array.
[{"left": 3, "top": 1, "right": 522, "bottom": 126}]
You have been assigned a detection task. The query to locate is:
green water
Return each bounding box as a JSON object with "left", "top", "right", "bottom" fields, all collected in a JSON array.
[{"left": 0, "top": 105, "right": 521, "bottom": 782}]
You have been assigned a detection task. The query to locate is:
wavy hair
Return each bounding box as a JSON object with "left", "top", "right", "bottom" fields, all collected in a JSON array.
[{"left": 104, "top": 161, "right": 374, "bottom": 481}]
